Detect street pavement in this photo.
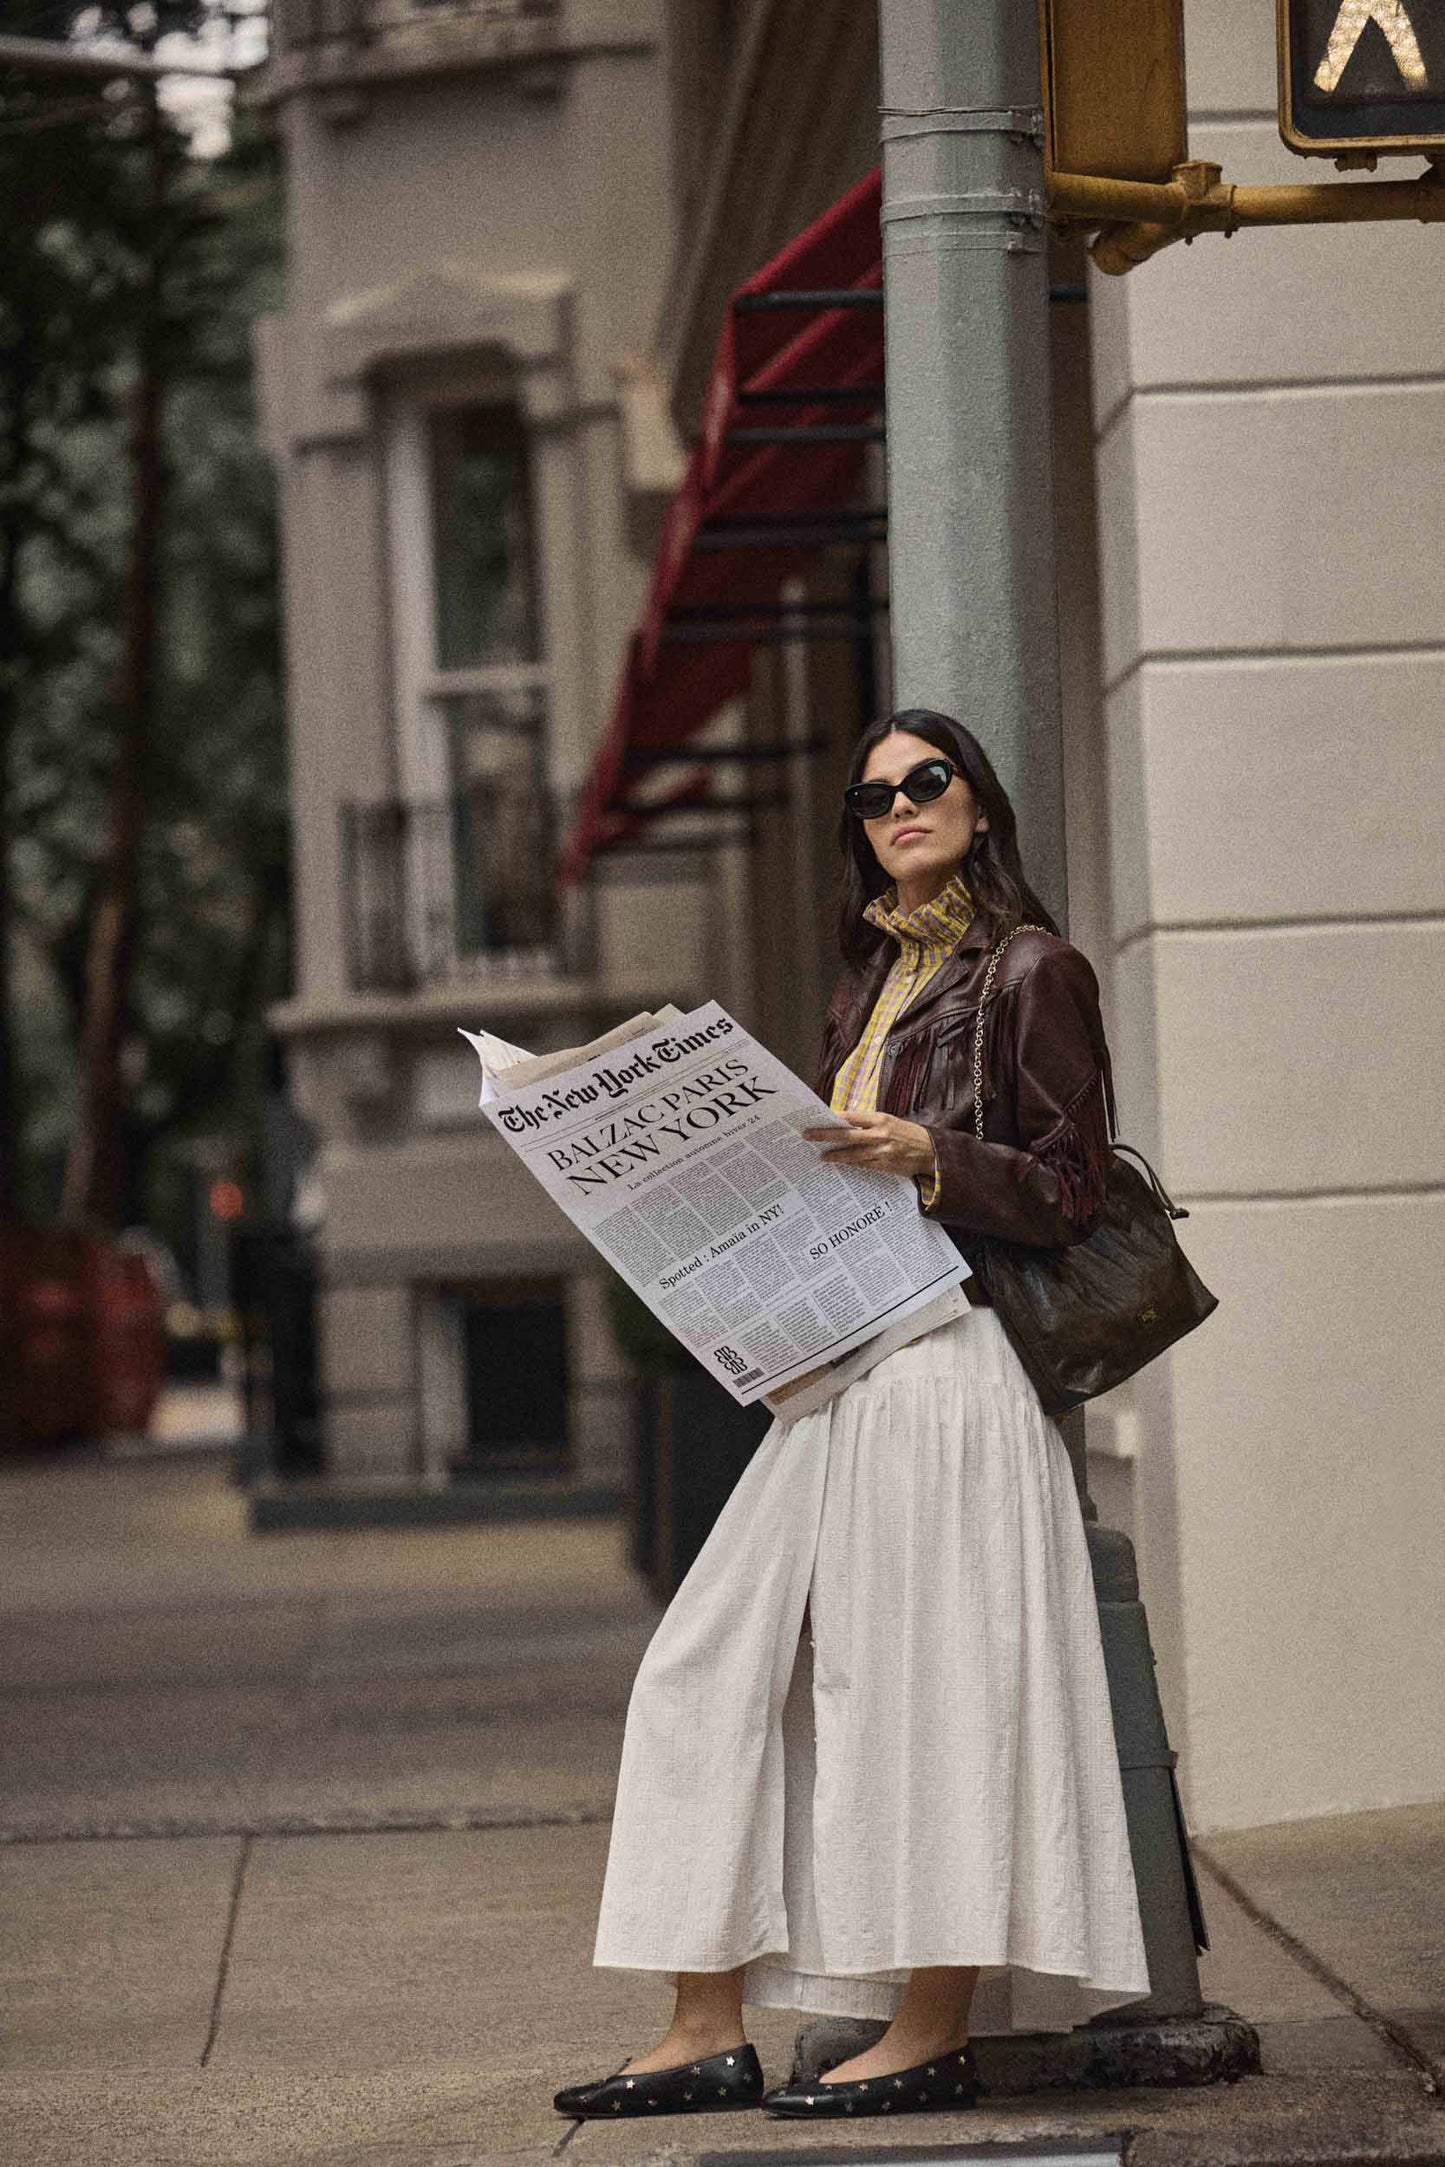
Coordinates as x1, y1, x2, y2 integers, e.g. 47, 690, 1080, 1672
1, 1450, 1442, 2167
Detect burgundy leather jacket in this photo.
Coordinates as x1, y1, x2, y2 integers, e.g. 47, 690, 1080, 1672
815, 918, 1114, 1274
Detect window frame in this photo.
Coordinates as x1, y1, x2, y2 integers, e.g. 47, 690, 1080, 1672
382, 383, 556, 981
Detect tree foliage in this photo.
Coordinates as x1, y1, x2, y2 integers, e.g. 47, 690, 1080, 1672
1, 11, 288, 1259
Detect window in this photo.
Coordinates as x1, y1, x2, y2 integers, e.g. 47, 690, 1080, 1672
429, 403, 540, 670
373, 392, 560, 985
453, 1280, 569, 1475
442, 684, 555, 958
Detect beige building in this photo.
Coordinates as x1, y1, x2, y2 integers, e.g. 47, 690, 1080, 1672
255, 1, 1444, 1834
255, 0, 714, 1503
1086, 0, 1445, 1834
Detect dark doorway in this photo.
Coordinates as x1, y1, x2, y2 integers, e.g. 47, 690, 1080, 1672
453, 1278, 569, 1477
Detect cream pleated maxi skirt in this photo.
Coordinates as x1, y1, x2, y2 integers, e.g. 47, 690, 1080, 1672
594, 1306, 1152, 2031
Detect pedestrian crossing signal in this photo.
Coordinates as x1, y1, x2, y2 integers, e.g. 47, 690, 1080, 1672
1279, 0, 1445, 156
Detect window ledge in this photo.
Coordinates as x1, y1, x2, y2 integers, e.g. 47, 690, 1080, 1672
249, 2, 656, 112
268, 976, 668, 1041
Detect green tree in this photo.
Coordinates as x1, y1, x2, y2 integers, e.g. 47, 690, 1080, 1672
2, 12, 288, 1252
0, 11, 135, 1215
125, 118, 289, 1231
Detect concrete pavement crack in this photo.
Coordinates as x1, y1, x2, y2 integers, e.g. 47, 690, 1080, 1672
1192, 1839, 1444, 2098
200, 1832, 252, 2068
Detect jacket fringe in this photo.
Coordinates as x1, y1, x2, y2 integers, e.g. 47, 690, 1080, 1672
1033, 1068, 1110, 1229
974, 992, 1011, 1117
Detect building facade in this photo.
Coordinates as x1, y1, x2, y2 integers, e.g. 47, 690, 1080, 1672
255, 0, 714, 1499
257, 0, 1444, 1832
1087, 0, 1445, 1832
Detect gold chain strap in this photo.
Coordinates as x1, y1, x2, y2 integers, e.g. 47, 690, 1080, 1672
972, 924, 1051, 1141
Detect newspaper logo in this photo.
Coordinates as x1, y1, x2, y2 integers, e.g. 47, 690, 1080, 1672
713, 1345, 760, 1384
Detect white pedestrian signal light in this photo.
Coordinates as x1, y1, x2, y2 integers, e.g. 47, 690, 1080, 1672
1280, 0, 1445, 155
1315, 1, 1426, 92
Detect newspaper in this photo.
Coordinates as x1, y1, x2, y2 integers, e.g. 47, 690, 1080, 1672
463, 1002, 969, 1419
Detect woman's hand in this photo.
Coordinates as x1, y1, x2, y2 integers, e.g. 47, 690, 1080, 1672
802, 1111, 936, 1180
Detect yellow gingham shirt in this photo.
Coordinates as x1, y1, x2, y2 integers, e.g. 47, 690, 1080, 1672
829, 870, 975, 1206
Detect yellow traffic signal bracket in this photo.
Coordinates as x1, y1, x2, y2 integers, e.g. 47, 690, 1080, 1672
1041, 0, 1445, 273
1050, 157, 1445, 274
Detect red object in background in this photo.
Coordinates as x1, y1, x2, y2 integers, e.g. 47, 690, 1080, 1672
0, 1223, 166, 1453
82, 1241, 166, 1438
561, 167, 885, 882
208, 1178, 246, 1222
0, 1223, 92, 1451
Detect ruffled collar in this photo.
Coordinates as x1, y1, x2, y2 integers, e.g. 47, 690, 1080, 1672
864, 868, 974, 954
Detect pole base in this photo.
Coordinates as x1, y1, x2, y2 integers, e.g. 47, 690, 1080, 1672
792, 2002, 1261, 2093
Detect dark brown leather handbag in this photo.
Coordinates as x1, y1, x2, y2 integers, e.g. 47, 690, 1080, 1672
968, 927, 1219, 1417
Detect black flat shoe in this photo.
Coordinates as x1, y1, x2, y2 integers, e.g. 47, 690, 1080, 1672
553, 2042, 764, 2118
763, 2042, 980, 2118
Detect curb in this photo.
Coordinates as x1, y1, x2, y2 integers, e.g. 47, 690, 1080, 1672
246, 1475, 623, 1532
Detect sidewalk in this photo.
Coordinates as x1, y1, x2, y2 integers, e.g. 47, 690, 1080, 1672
1, 1453, 1441, 2167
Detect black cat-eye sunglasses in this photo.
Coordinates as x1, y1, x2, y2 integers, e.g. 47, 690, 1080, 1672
843, 756, 962, 823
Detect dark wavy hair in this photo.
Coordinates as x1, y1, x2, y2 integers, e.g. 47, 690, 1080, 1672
837, 708, 1060, 968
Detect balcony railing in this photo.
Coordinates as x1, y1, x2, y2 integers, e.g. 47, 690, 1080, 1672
366, 0, 559, 33
341, 785, 572, 993
272, 0, 561, 57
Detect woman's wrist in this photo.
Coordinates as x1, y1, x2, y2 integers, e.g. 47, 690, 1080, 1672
899, 1119, 936, 1179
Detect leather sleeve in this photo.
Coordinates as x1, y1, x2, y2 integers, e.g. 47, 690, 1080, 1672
919, 945, 1111, 1248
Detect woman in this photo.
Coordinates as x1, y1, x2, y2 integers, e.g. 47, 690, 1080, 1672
554, 709, 1151, 2123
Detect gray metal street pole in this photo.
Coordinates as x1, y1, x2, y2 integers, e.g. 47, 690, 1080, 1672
879, 0, 1094, 1530
879, 0, 1065, 922
790, 0, 1260, 2088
